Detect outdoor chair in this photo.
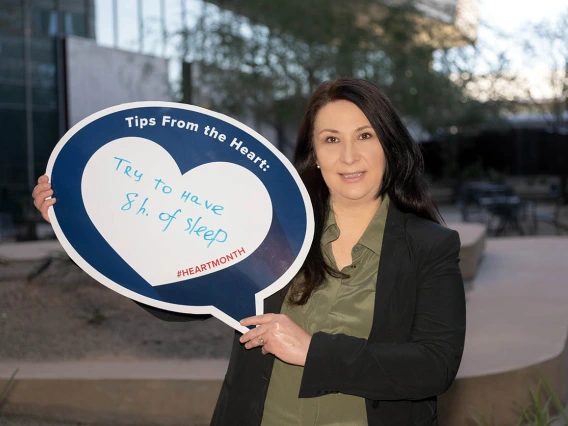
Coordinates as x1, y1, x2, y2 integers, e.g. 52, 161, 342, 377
532, 197, 567, 235
481, 196, 528, 236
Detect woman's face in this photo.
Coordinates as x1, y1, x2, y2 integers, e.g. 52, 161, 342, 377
313, 100, 385, 206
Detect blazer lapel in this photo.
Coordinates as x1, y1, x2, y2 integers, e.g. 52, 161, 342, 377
370, 201, 408, 335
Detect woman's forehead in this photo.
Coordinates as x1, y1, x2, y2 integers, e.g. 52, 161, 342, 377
314, 100, 371, 131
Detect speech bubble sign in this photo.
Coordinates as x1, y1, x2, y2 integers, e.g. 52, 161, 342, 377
46, 102, 314, 333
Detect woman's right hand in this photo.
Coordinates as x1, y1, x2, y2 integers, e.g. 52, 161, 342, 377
32, 175, 56, 223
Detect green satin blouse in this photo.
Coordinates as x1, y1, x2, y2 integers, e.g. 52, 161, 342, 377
261, 196, 390, 426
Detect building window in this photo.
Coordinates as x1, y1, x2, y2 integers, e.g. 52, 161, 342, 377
33, 8, 58, 36
62, 11, 87, 37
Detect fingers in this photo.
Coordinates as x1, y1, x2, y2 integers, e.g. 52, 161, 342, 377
239, 314, 279, 349
239, 314, 291, 351
32, 176, 55, 224
33, 189, 55, 213
244, 335, 266, 350
239, 325, 264, 343
40, 198, 56, 223
240, 314, 275, 327
240, 324, 268, 349
32, 183, 52, 200
33, 189, 53, 207
239, 314, 310, 365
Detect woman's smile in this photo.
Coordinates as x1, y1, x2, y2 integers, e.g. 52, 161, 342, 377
339, 171, 366, 183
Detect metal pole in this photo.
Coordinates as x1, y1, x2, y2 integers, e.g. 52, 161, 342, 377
181, 0, 187, 62
113, 0, 118, 48
23, 0, 35, 194
55, 0, 67, 137
138, 0, 143, 52
84, 0, 90, 37
161, 0, 166, 56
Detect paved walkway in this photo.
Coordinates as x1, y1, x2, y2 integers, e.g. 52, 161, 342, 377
458, 237, 568, 378
0, 359, 227, 380
0, 240, 62, 262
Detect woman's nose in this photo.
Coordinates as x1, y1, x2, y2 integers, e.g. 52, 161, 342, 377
340, 141, 358, 165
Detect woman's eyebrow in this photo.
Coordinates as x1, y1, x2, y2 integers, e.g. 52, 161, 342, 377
318, 125, 372, 135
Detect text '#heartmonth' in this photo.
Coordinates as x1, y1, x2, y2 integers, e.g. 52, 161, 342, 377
177, 247, 246, 278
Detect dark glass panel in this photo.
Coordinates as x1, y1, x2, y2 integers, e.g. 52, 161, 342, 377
30, 37, 57, 109
32, 7, 58, 36
60, 0, 88, 37
0, 83, 25, 105
33, 109, 59, 173
0, 35, 25, 104
0, 108, 27, 189
0, 0, 23, 35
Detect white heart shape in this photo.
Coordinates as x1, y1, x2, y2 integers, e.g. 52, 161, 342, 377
82, 137, 273, 286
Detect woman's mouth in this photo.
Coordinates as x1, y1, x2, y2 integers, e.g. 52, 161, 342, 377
339, 172, 365, 182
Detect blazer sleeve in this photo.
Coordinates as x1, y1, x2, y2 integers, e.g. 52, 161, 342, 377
299, 230, 466, 401
135, 301, 211, 322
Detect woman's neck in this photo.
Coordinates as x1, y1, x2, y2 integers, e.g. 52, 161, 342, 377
331, 196, 382, 235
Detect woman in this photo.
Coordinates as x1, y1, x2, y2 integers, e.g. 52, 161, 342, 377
32, 77, 466, 426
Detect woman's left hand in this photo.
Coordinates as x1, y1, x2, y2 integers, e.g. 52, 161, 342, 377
239, 314, 312, 366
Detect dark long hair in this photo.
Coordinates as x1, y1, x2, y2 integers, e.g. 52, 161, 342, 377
289, 77, 442, 305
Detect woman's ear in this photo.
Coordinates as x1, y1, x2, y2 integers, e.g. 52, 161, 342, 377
310, 151, 319, 169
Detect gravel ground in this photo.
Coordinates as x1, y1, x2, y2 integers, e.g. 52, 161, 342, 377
1, 417, 208, 426
1, 417, 107, 426
0, 416, 208, 426
0, 257, 233, 361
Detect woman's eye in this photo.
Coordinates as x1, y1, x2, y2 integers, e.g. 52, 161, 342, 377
360, 132, 373, 140
325, 136, 339, 143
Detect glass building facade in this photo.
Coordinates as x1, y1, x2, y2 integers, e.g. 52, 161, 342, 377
0, 0, 95, 237
0, 0, 197, 239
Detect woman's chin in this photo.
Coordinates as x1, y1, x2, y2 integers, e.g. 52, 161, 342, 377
332, 190, 378, 205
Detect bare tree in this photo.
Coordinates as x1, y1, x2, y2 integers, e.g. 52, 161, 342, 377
523, 8, 568, 197
523, 9, 568, 129
167, 1, 519, 154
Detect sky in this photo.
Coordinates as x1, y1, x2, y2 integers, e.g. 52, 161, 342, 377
478, 0, 566, 35
477, 0, 567, 69
472, 0, 567, 99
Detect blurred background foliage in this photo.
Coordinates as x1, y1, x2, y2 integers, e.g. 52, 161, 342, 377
1, 0, 567, 239
175, 0, 508, 135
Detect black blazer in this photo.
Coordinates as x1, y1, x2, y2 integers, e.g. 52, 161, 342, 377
142, 201, 466, 426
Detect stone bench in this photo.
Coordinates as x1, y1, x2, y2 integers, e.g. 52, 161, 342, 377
439, 237, 568, 426
448, 222, 487, 282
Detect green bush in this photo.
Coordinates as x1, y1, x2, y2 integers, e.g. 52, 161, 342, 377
0, 368, 18, 412
469, 373, 568, 426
